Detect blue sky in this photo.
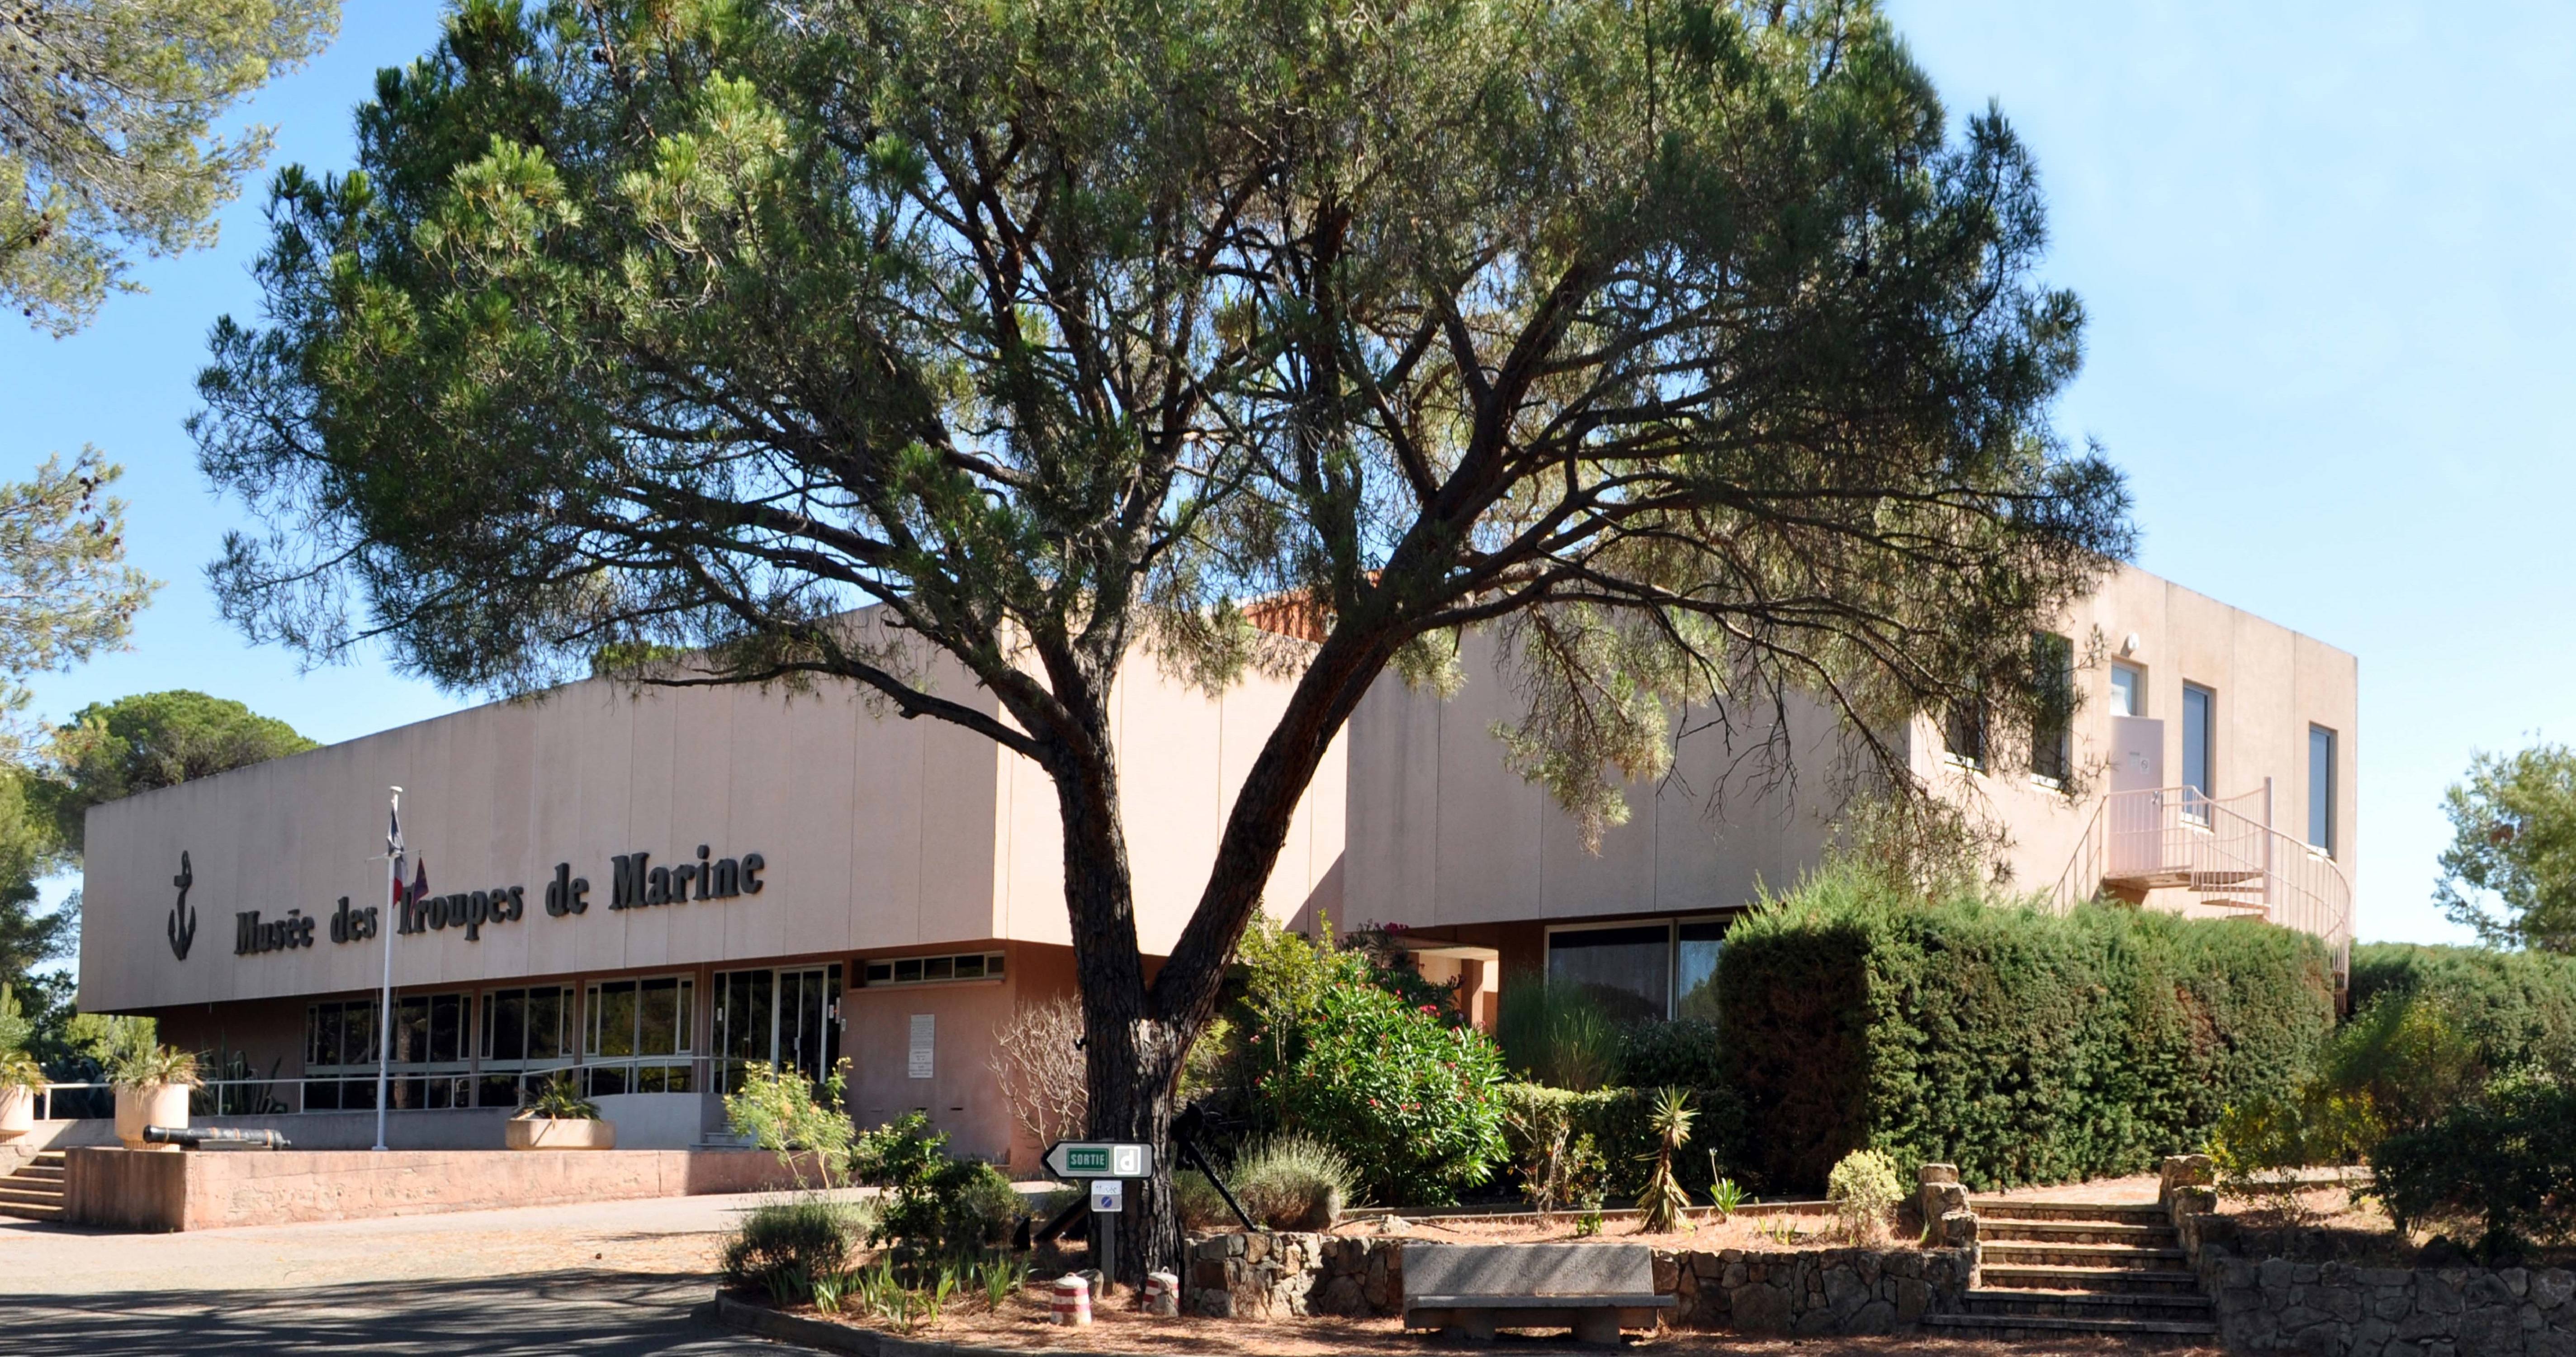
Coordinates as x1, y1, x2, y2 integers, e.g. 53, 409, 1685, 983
6, 2, 2561, 949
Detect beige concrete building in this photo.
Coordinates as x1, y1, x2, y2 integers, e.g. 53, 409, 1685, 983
76, 565, 2353, 1158
1340, 564, 2358, 1023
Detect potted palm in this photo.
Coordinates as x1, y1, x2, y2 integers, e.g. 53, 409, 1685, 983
506, 1072, 616, 1150
0, 985, 39, 1140
108, 1043, 201, 1151
0, 1051, 42, 1141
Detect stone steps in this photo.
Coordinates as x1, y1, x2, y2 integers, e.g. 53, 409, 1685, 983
1979, 1262, 2209, 1295
1979, 1218, 2174, 1245
1971, 1198, 2169, 1223
1981, 1241, 2192, 1270
1925, 1312, 2218, 1339
1958, 1196, 2217, 1340
0, 1150, 66, 1222
1958, 1287, 2213, 1320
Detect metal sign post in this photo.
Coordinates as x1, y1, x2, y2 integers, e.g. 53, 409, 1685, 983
1043, 1142, 1153, 1286
1089, 1179, 1123, 1286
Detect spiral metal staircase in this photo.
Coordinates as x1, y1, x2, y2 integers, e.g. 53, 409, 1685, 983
2051, 783, 2352, 992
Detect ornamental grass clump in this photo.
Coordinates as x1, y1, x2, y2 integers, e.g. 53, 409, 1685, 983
1827, 1148, 1902, 1244
1232, 1134, 1358, 1231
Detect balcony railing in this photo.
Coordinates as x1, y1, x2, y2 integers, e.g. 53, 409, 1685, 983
2052, 783, 2352, 987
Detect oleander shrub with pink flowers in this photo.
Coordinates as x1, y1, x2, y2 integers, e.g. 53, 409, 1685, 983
1230, 918, 1508, 1203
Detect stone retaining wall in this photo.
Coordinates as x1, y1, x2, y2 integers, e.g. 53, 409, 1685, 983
1182, 1229, 1973, 1334
2196, 1249, 2576, 1356
2156, 1153, 2576, 1357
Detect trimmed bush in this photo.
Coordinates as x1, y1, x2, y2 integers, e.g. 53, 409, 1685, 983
1495, 1082, 1742, 1199
2349, 943, 2576, 1076
1618, 1018, 1726, 1089
1717, 864, 2336, 1192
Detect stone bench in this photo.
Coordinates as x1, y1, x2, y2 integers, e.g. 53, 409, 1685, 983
1401, 1242, 1674, 1345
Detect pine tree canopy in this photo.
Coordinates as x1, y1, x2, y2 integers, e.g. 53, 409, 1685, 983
192, 0, 2133, 1276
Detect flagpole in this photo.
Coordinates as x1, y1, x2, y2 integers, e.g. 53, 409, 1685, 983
375, 787, 402, 1153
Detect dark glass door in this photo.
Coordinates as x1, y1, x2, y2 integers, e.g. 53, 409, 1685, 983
715, 965, 841, 1090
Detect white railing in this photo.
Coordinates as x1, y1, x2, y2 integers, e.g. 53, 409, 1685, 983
2053, 784, 2352, 986
28, 1054, 740, 1121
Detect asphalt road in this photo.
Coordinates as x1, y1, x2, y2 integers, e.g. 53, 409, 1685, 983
0, 1191, 813, 1355
0, 1272, 772, 1355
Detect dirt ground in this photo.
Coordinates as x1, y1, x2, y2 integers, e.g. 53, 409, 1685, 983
777, 1283, 2221, 1356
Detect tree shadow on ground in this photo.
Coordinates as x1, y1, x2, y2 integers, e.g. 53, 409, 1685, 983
0, 1270, 750, 1356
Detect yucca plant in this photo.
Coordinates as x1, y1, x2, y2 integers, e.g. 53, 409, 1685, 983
1634, 1087, 1696, 1233
520, 1070, 601, 1120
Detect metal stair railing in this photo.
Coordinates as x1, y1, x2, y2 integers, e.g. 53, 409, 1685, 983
2052, 785, 2351, 987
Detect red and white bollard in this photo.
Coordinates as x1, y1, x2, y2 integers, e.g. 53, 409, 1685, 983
1051, 1274, 1093, 1327
1142, 1271, 1179, 1317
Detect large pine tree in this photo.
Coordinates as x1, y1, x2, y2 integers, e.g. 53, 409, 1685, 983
193, 0, 2132, 1275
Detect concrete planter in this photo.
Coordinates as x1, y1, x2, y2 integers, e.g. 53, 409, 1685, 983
505, 1115, 615, 1150
114, 1083, 189, 1150
0, 1084, 33, 1140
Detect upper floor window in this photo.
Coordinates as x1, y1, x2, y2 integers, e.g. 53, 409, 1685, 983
2182, 684, 2215, 815
2110, 663, 2144, 718
1943, 689, 1985, 770
2309, 726, 2337, 855
2031, 633, 2073, 784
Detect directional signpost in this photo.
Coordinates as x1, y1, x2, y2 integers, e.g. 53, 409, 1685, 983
1045, 1142, 1155, 1286
1043, 1141, 1154, 1180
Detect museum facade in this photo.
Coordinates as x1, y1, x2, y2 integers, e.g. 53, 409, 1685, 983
77, 565, 2358, 1166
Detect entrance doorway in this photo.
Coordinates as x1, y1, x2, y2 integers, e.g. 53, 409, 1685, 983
713, 964, 843, 1091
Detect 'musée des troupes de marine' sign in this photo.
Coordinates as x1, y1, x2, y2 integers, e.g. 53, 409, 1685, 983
220, 846, 767, 959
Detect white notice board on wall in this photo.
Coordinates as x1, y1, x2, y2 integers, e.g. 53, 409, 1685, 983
908, 1014, 935, 1079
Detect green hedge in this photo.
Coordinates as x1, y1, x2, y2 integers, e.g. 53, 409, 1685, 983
2349, 943, 2576, 1074
1495, 1083, 1744, 1199
1715, 866, 2337, 1193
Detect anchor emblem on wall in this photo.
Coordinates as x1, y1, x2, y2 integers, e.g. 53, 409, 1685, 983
168, 850, 196, 961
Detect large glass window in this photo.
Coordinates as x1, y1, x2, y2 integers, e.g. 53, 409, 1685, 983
1673, 920, 1728, 1022
2183, 683, 2215, 817
302, 992, 466, 1111
1548, 919, 1736, 1024
584, 975, 694, 1096
1546, 925, 1672, 1025
2309, 726, 2337, 855
477, 985, 574, 1108
2031, 633, 2073, 784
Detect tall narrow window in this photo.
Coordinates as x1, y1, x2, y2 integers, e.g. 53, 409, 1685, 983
2309, 726, 2336, 855
1943, 686, 1986, 770
2110, 664, 2143, 718
2182, 684, 2214, 815
2031, 633, 2073, 784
